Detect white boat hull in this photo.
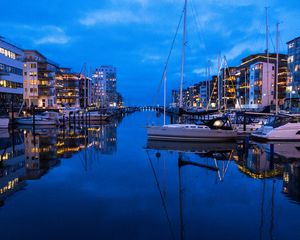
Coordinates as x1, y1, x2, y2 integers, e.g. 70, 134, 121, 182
252, 123, 300, 141
0, 118, 9, 128
147, 125, 240, 141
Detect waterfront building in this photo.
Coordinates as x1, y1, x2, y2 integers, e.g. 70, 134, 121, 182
56, 68, 80, 108
171, 90, 179, 107
93, 66, 117, 108
199, 81, 208, 108
79, 75, 93, 108
116, 92, 124, 108
207, 75, 218, 108
287, 36, 300, 110
172, 77, 217, 109
23, 50, 59, 109
0, 37, 24, 113
236, 53, 287, 109
219, 67, 238, 109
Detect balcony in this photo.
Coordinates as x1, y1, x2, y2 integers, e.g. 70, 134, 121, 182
38, 85, 55, 96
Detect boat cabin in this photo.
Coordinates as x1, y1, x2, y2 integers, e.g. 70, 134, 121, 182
202, 117, 234, 130
265, 114, 300, 128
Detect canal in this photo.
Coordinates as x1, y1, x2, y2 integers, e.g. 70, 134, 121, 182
0, 111, 300, 240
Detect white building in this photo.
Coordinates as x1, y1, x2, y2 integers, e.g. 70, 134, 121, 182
237, 54, 276, 110
248, 62, 275, 108
23, 50, 58, 108
93, 66, 117, 108
0, 37, 24, 111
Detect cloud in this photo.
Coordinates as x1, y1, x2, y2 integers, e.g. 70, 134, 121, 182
142, 54, 162, 63
192, 67, 207, 76
79, 9, 152, 26
34, 26, 70, 45
225, 39, 265, 61
0, 23, 70, 46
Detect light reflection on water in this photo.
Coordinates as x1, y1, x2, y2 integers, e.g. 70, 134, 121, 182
0, 112, 300, 240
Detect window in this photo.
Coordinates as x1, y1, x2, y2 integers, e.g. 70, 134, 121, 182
0, 47, 17, 59
29, 72, 37, 77
0, 80, 23, 88
288, 42, 295, 49
288, 56, 294, 63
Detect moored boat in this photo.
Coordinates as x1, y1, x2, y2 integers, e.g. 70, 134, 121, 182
0, 117, 9, 128
147, 117, 241, 141
15, 111, 61, 125
251, 114, 300, 141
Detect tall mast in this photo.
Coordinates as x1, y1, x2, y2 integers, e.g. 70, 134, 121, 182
207, 60, 211, 108
205, 64, 208, 107
163, 68, 167, 125
179, 0, 187, 108
275, 22, 280, 114
217, 52, 221, 110
265, 6, 270, 105
84, 65, 87, 109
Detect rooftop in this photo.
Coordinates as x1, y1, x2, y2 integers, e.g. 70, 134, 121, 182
287, 36, 300, 44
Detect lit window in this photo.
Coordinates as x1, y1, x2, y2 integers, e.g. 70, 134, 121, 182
288, 56, 294, 63
288, 42, 294, 49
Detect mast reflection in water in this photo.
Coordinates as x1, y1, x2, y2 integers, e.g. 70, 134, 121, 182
0, 112, 300, 240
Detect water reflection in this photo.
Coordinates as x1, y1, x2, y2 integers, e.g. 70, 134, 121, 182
0, 112, 300, 239
0, 118, 121, 206
147, 139, 300, 205
237, 140, 300, 204
0, 129, 25, 206
146, 139, 300, 240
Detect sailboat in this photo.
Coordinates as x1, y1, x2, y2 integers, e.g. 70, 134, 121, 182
147, 0, 239, 142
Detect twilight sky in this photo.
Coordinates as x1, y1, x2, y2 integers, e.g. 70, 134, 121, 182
1, 0, 300, 105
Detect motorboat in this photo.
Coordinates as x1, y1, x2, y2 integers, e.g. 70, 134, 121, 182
147, 117, 241, 141
15, 111, 61, 125
251, 114, 300, 141
0, 117, 9, 128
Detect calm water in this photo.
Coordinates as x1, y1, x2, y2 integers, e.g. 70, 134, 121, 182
1, 112, 300, 240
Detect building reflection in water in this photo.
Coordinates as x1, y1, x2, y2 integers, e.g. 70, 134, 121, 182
283, 163, 300, 203
236, 140, 300, 204
0, 129, 25, 206
0, 118, 120, 206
